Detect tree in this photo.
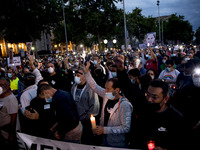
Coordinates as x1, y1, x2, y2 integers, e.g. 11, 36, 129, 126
53, 0, 122, 50
126, 8, 156, 45
0, 0, 63, 43
194, 27, 200, 44
165, 14, 193, 44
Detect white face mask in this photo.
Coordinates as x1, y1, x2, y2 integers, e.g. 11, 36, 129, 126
74, 76, 81, 84
193, 77, 200, 87
48, 67, 54, 74
105, 92, 115, 100
150, 75, 154, 80
184, 58, 190, 61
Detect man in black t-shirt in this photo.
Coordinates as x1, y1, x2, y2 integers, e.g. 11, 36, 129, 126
37, 84, 82, 143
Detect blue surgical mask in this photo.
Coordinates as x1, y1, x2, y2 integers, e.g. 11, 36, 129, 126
105, 92, 115, 100
111, 72, 117, 78
46, 97, 53, 103
166, 67, 171, 72
8, 73, 12, 78
75, 62, 79, 66
131, 79, 135, 84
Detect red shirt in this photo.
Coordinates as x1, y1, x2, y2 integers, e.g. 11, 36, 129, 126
146, 59, 158, 73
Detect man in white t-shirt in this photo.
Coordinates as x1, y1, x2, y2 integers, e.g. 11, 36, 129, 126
0, 77, 18, 143
158, 59, 180, 85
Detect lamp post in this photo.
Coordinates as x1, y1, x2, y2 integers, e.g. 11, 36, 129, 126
157, 0, 161, 45
162, 19, 164, 46
62, 0, 68, 54
123, 0, 127, 51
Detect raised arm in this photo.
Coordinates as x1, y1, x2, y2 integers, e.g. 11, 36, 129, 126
83, 61, 105, 98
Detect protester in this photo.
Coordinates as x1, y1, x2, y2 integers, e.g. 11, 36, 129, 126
140, 79, 185, 150
7, 69, 19, 95
0, 77, 18, 149
171, 66, 200, 149
71, 67, 99, 145
37, 84, 82, 143
83, 61, 133, 148
0, 43, 199, 150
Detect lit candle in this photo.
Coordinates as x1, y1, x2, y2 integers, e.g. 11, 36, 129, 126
90, 115, 96, 129
147, 140, 155, 150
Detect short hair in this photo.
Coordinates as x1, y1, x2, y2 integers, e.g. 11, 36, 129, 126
139, 74, 152, 92
184, 61, 195, 69
38, 79, 49, 86
37, 84, 53, 96
0, 77, 10, 85
107, 78, 120, 89
163, 54, 169, 59
23, 73, 36, 86
128, 68, 141, 77
149, 79, 170, 98
166, 59, 174, 66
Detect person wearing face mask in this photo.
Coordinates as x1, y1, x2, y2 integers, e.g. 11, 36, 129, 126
158, 59, 180, 89
108, 65, 118, 79
37, 83, 82, 143
128, 68, 141, 88
147, 68, 158, 80
90, 54, 108, 88
7, 69, 19, 95
159, 55, 169, 73
43, 62, 65, 90
22, 80, 57, 139
145, 47, 158, 73
71, 68, 99, 145
176, 61, 195, 90
0, 77, 18, 149
83, 61, 133, 148
139, 79, 185, 150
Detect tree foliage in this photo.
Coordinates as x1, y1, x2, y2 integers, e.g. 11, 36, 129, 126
194, 27, 200, 44
0, 0, 62, 43
165, 14, 193, 44
126, 7, 156, 44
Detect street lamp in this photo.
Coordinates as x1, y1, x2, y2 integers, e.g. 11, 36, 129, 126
104, 39, 108, 50
113, 39, 117, 49
62, 0, 68, 54
113, 39, 117, 44
157, 0, 161, 45
104, 39, 108, 44
123, 0, 128, 51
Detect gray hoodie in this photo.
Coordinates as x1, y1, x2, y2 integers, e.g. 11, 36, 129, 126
84, 72, 133, 148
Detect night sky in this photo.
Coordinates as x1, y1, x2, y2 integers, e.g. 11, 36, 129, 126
116, 0, 200, 31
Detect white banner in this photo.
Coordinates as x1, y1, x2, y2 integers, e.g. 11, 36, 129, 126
17, 132, 138, 150
7, 56, 21, 67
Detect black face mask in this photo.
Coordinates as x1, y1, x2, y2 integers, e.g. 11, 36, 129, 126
147, 102, 161, 112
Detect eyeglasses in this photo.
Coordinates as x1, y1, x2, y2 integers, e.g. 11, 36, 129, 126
145, 92, 160, 101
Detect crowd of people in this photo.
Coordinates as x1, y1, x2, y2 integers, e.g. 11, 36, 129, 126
0, 44, 200, 150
